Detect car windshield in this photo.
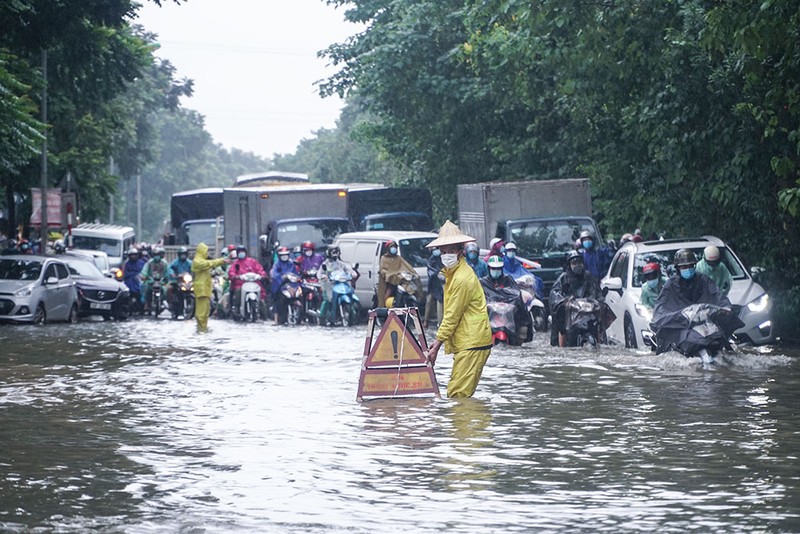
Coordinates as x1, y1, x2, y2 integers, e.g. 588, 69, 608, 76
399, 237, 435, 268
365, 215, 434, 232
0, 258, 43, 280
183, 221, 222, 246
71, 236, 122, 258
276, 220, 351, 250
64, 259, 105, 279
508, 219, 597, 258
632, 246, 746, 287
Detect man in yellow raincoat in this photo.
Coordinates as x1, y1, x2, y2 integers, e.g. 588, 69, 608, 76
191, 242, 228, 332
424, 221, 492, 398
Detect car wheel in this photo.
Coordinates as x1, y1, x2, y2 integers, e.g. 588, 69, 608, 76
68, 304, 79, 324
33, 303, 46, 326
624, 314, 638, 349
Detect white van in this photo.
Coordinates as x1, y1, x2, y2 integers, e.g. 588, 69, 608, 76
332, 231, 438, 308
70, 224, 136, 269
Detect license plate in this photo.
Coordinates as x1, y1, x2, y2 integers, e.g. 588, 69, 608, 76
90, 303, 112, 310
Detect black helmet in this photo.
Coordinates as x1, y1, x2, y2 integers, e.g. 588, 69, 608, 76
674, 249, 697, 267
236, 244, 247, 253
567, 250, 583, 263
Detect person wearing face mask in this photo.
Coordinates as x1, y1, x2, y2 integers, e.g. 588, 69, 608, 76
481, 255, 531, 345
270, 246, 298, 323
484, 238, 505, 262
300, 240, 324, 273
549, 250, 604, 347
503, 242, 544, 299
167, 246, 193, 319
578, 230, 613, 279
424, 221, 492, 398
640, 262, 666, 310
229, 245, 268, 319
464, 242, 488, 278
319, 246, 357, 325
424, 247, 445, 326
695, 245, 733, 297
651, 249, 736, 354
191, 242, 229, 332
377, 240, 421, 307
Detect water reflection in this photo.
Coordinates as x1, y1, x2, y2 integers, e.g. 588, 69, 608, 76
0, 322, 798, 532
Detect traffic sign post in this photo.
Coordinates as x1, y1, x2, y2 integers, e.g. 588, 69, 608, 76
357, 307, 441, 401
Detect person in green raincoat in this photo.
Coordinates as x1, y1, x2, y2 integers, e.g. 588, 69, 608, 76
696, 245, 733, 297
424, 221, 493, 398
191, 242, 228, 332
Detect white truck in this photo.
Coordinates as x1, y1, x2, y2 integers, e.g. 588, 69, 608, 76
457, 178, 602, 301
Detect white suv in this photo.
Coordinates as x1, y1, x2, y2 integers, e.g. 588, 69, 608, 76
601, 236, 774, 349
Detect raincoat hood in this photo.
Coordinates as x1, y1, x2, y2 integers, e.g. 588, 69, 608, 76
196, 242, 209, 259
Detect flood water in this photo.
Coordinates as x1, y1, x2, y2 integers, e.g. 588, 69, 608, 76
1, 318, 799, 532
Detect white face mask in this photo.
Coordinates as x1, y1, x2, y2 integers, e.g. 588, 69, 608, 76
441, 253, 458, 268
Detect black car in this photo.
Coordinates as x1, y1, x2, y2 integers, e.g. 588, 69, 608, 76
60, 256, 130, 320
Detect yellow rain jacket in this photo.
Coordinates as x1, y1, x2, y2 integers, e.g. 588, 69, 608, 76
436, 257, 492, 353
191, 243, 225, 298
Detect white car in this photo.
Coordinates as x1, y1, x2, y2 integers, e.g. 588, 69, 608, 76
0, 255, 79, 325
601, 236, 774, 349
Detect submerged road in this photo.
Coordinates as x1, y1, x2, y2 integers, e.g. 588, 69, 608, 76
1, 317, 799, 532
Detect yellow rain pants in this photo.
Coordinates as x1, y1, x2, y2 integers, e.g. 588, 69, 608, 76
447, 347, 491, 398
195, 296, 211, 333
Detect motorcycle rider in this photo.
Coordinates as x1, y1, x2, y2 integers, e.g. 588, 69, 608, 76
651, 249, 737, 355
549, 250, 604, 347
425, 247, 444, 326
481, 255, 530, 344
270, 246, 297, 323
578, 230, 613, 279
299, 240, 324, 272
229, 244, 267, 319
122, 247, 145, 312
377, 240, 421, 307
167, 246, 193, 318
640, 261, 666, 310
503, 242, 544, 299
696, 245, 733, 297
3, 238, 19, 255
319, 245, 357, 326
141, 246, 169, 314
484, 237, 505, 261
464, 242, 488, 278
291, 245, 303, 262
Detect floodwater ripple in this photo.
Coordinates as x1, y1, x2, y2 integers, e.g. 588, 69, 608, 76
0, 319, 798, 532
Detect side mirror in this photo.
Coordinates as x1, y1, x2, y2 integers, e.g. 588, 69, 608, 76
45, 276, 58, 285
602, 277, 623, 294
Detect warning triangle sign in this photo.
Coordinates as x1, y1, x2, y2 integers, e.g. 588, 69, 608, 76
365, 313, 427, 367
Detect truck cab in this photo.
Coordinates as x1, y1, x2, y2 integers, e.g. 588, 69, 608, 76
497, 216, 603, 303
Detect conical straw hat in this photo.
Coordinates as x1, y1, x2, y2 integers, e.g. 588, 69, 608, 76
426, 220, 475, 248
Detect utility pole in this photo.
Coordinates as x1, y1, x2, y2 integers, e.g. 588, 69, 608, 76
136, 174, 142, 239
40, 49, 48, 248
108, 157, 115, 223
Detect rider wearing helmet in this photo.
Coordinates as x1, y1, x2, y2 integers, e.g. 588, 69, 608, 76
464, 242, 488, 278
480, 255, 531, 345
484, 238, 505, 261
549, 250, 604, 347
53, 240, 66, 254
270, 246, 297, 323
377, 240, 420, 308
319, 245, 357, 326
425, 246, 445, 326
167, 246, 193, 318
579, 230, 613, 279
141, 246, 169, 313
18, 239, 32, 254
481, 255, 518, 289
122, 247, 145, 312
229, 244, 268, 319
640, 261, 666, 309
2, 238, 19, 255
695, 245, 732, 297
291, 245, 303, 261
300, 240, 324, 273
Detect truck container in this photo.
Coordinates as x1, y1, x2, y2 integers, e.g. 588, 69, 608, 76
348, 187, 434, 231
457, 178, 602, 302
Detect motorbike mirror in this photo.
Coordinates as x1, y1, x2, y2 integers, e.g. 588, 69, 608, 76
321, 264, 326, 271
354, 263, 359, 270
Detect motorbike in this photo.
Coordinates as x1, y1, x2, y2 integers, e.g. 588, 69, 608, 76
234, 272, 265, 323
483, 284, 530, 346
148, 278, 167, 318
515, 274, 549, 332
172, 273, 195, 319
562, 297, 616, 348
211, 271, 224, 317
650, 303, 744, 363
329, 268, 361, 327
301, 269, 322, 325
279, 272, 305, 325
387, 270, 421, 310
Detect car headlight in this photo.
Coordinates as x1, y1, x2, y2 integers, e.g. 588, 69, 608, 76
747, 294, 769, 313
14, 286, 32, 297
634, 303, 653, 322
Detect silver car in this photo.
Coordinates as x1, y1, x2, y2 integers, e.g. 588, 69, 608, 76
601, 236, 774, 349
0, 255, 79, 325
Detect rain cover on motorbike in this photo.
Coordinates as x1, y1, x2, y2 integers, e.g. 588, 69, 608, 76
650, 302, 744, 356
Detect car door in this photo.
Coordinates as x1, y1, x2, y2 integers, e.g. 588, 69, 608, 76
41, 262, 66, 319
55, 262, 76, 319
603, 251, 629, 343
354, 239, 381, 305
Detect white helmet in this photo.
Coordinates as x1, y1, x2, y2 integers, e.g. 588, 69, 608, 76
704, 245, 720, 262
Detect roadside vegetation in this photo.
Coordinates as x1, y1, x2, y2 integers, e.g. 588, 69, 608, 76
1, 0, 798, 336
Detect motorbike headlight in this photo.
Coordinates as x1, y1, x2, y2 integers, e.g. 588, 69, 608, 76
14, 286, 32, 297
182, 273, 192, 283
634, 303, 653, 322
747, 293, 769, 313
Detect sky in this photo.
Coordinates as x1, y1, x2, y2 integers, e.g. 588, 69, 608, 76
134, 0, 360, 159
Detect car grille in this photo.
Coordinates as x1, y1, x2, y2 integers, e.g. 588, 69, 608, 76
82, 289, 118, 303
0, 299, 14, 315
